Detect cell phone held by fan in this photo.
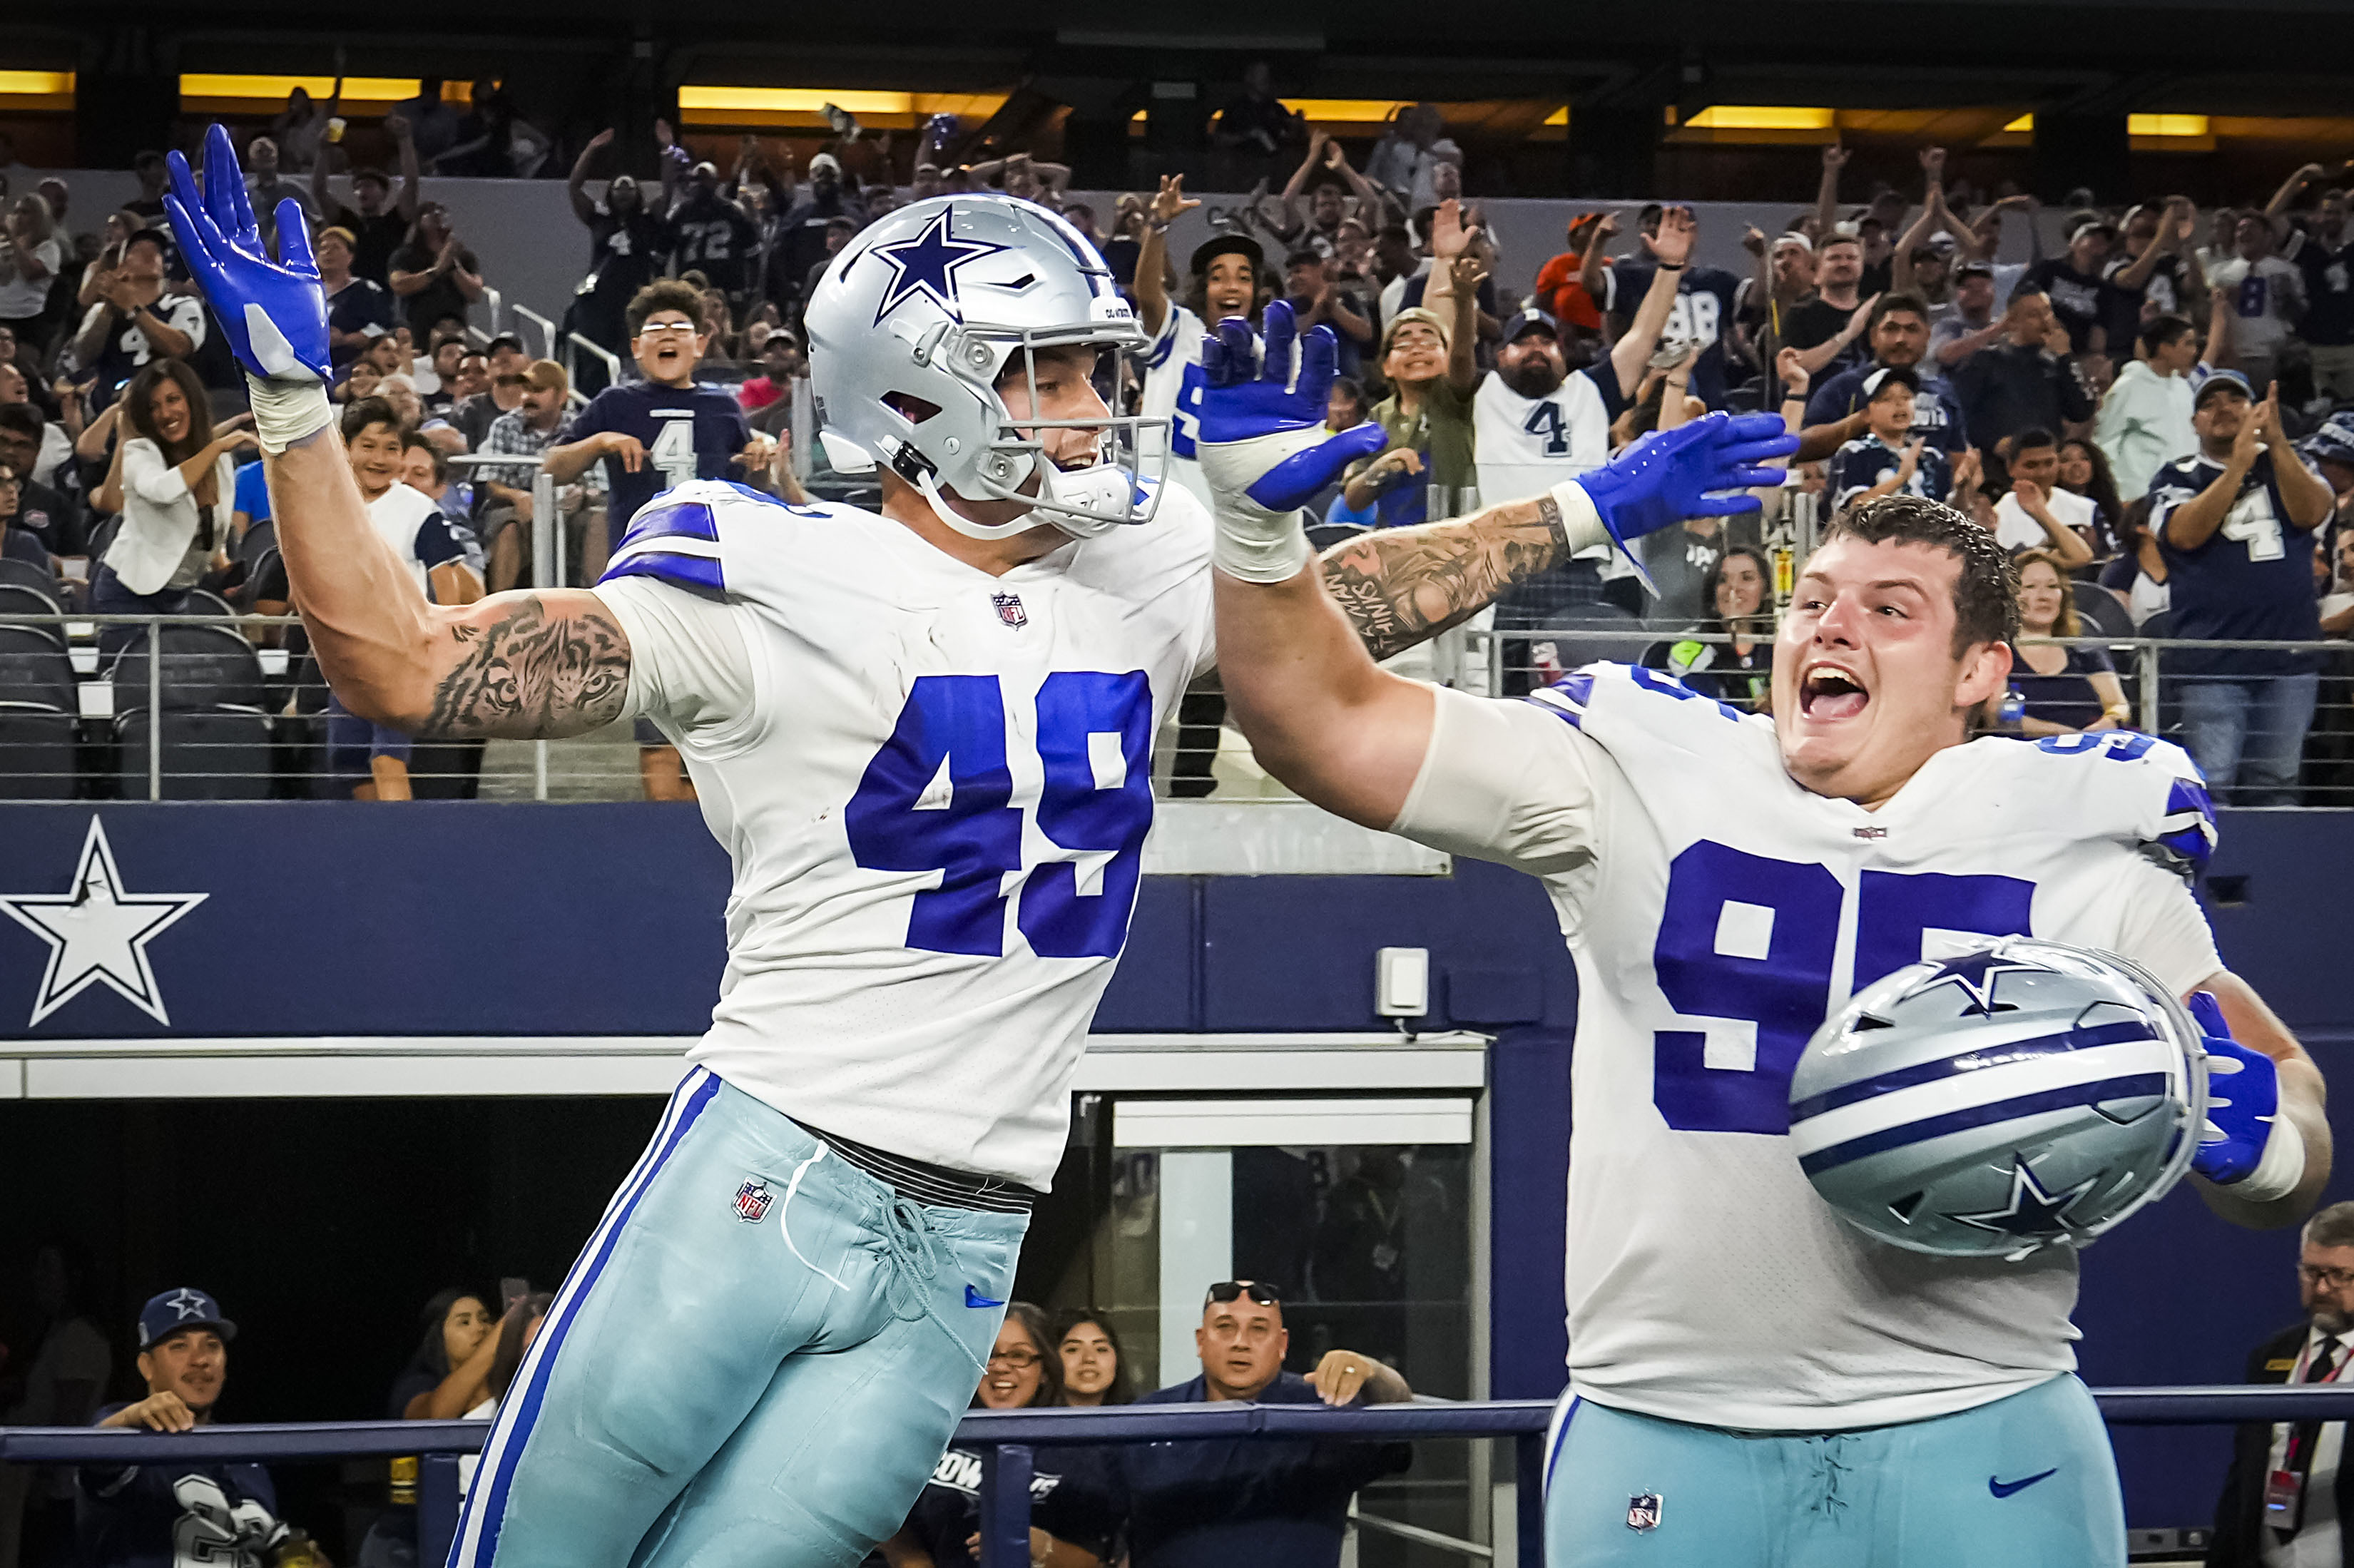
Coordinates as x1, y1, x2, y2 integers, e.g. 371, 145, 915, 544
501, 1277, 529, 1313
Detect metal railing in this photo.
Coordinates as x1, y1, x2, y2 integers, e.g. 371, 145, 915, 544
4, 616, 2353, 805
4, 1385, 2345, 1568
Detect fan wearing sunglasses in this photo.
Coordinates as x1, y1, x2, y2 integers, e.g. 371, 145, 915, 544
1116, 1280, 1414, 1568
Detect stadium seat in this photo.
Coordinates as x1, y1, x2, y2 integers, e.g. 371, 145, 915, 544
1, 527, 51, 569
0, 556, 64, 601
2074, 581, 2136, 641
0, 582, 66, 646
106, 624, 272, 800
185, 587, 240, 620
0, 628, 81, 799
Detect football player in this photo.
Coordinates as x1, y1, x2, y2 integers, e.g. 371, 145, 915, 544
1196, 313, 2331, 1567
160, 127, 1699, 1567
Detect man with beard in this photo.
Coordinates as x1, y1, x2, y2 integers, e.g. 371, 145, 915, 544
1802, 295, 1970, 457
2208, 1201, 2354, 1567
1472, 205, 1695, 504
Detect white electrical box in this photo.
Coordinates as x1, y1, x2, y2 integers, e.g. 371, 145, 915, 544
1375, 947, 1430, 1018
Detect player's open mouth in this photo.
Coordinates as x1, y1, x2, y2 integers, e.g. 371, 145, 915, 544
1800, 663, 1869, 721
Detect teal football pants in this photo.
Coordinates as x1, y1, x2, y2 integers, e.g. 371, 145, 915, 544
1544, 1373, 2124, 1566
448, 1068, 1026, 1568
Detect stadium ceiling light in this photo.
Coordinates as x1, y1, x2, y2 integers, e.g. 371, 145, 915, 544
178, 75, 469, 106
679, 88, 917, 116
2003, 113, 2036, 133
2128, 113, 2211, 138
1683, 106, 1837, 131
0, 71, 73, 97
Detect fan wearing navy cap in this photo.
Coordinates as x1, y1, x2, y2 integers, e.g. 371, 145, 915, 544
2151, 372, 2335, 804
78, 1289, 325, 1568
1826, 365, 1962, 509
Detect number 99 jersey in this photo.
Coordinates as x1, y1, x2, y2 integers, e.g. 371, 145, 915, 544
590, 480, 1216, 1189
1391, 663, 2223, 1431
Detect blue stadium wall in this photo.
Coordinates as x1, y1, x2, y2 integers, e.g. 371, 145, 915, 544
0, 801, 2345, 1527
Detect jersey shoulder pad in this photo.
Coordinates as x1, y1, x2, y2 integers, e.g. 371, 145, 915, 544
598, 480, 837, 603
1523, 660, 1764, 746
2004, 730, 2216, 877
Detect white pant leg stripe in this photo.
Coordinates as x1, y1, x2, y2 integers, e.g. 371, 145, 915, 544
447, 1066, 715, 1568
1542, 1390, 1580, 1502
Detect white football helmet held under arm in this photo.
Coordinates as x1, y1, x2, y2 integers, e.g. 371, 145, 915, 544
803, 193, 1167, 541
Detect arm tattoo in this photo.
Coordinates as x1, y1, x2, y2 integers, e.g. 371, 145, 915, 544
1318, 493, 1571, 662
421, 596, 631, 739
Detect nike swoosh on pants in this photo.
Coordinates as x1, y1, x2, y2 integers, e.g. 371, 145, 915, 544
1988, 1467, 2059, 1498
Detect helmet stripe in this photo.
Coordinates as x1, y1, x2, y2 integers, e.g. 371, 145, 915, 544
1787, 1017, 2159, 1123
1796, 1071, 2169, 1176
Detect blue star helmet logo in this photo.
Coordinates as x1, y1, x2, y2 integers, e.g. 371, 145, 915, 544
1900, 947, 2046, 1017
1948, 1156, 2100, 1237
867, 207, 1012, 326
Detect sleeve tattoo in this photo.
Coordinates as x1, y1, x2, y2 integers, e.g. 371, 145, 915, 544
421, 596, 632, 738
1318, 492, 1570, 662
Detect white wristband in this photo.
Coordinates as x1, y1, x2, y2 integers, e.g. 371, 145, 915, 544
245, 373, 335, 456
1545, 479, 1616, 558
1211, 505, 1313, 584
2234, 1113, 2307, 1204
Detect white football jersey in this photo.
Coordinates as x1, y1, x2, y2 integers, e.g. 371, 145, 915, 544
1472, 366, 1617, 513
1393, 664, 2223, 1430
592, 480, 1216, 1188
1136, 304, 1227, 510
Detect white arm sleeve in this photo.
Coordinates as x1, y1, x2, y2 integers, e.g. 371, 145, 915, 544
2109, 854, 2226, 997
1389, 687, 1601, 877
591, 576, 764, 755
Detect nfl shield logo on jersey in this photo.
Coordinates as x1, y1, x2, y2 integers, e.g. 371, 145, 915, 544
733, 1179, 773, 1223
992, 591, 1028, 628
1626, 1493, 1662, 1532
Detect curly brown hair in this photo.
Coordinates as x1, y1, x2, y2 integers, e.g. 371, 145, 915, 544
625, 279, 708, 339
1823, 493, 2019, 654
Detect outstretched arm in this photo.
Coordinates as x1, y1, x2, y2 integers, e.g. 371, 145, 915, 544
165, 123, 633, 742
1318, 492, 1573, 662
2190, 971, 2331, 1230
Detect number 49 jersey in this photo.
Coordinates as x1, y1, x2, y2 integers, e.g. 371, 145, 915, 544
591, 481, 1215, 1188
1392, 664, 2222, 1432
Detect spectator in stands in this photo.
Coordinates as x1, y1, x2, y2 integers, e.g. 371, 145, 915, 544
737, 330, 802, 419
670, 159, 761, 315
316, 225, 395, 370
2057, 436, 2127, 559
2024, 215, 2116, 356
240, 136, 315, 248
1642, 546, 1776, 710
1803, 293, 1967, 456
802, 215, 859, 313
2209, 213, 2305, 392
1135, 180, 1264, 510
79, 1289, 325, 1568
269, 81, 338, 175
0, 404, 81, 571
2094, 313, 2201, 503
310, 116, 421, 291
1280, 245, 1375, 376
1949, 291, 2096, 463
564, 130, 669, 375
0, 194, 62, 350
1343, 210, 1478, 529
90, 360, 253, 655
0, 1240, 110, 1566
1365, 104, 1459, 213
477, 360, 579, 595
1827, 367, 1957, 509
1989, 428, 2096, 568
1930, 259, 2004, 372
69, 231, 203, 412
1597, 203, 1746, 411
879, 1304, 1116, 1568
387, 202, 484, 341
2102, 198, 2201, 355
1778, 229, 1875, 384
774, 153, 864, 315
1055, 1313, 1133, 1408
2009, 549, 2129, 736
1119, 1281, 1412, 1568
376, 374, 424, 433
451, 334, 528, 449
401, 432, 474, 531
2151, 375, 2335, 804
2208, 1201, 2354, 1568
1532, 212, 1611, 337
2286, 182, 2354, 404
394, 80, 462, 165
389, 1289, 501, 1421
1212, 60, 1306, 184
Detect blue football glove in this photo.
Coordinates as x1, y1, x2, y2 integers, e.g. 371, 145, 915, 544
1196, 299, 1387, 516
2187, 989, 2282, 1186
163, 123, 331, 384
1574, 412, 1795, 589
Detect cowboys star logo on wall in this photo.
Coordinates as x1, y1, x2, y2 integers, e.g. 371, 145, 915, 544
867, 208, 1011, 325
0, 818, 206, 1027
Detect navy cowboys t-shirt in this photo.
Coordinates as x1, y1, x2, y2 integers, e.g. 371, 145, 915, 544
1804, 361, 1969, 454
899, 1441, 1120, 1567
1601, 262, 1745, 409
2150, 451, 2322, 676
559, 382, 752, 532
2292, 233, 2354, 348
78, 1406, 286, 1568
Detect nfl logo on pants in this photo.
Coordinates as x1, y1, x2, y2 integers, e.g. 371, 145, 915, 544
1626, 1492, 1662, 1532
733, 1179, 772, 1223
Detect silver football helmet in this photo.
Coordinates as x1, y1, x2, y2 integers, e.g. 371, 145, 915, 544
803, 193, 1166, 541
1788, 937, 2206, 1261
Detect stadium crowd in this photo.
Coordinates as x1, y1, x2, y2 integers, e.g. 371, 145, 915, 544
4, 88, 2354, 802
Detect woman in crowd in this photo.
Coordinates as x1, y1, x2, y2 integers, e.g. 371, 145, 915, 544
88, 360, 253, 654
0, 194, 63, 351
2057, 436, 2126, 564
2011, 547, 2131, 736
1642, 546, 1778, 711
2098, 494, 2171, 626
1054, 1311, 1133, 1408
317, 226, 396, 367
877, 1303, 1116, 1568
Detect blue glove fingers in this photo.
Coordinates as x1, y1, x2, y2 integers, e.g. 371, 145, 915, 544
201, 123, 256, 248
274, 200, 320, 278
1296, 325, 1338, 402
161, 156, 225, 266
1718, 411, 1795, 444
1719, 432, 1801, 465
1259, 299, 1298, 389
2187, 990, 2231, 1039
1201, 327, 1233, 387
1717, 464, 1792, 489
1213, 316, 1258, 382
1686, 492, 1766, 517
1242, 422, 1390, 512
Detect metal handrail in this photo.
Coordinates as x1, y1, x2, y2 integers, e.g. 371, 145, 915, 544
6, 1388, 2350, 1568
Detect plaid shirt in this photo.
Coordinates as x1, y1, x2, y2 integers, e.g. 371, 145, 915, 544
477, 411, 571, 496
